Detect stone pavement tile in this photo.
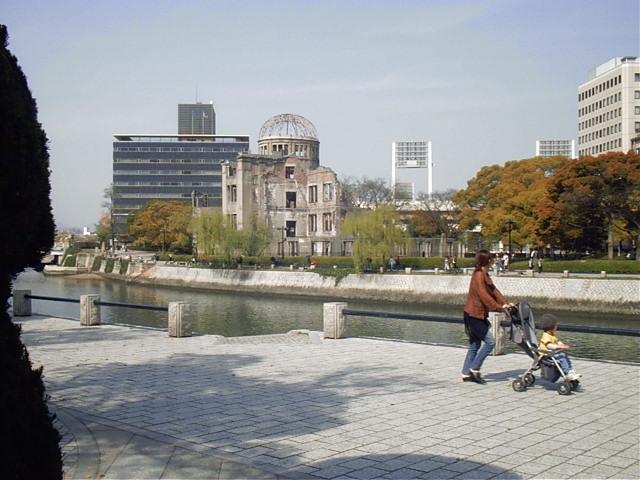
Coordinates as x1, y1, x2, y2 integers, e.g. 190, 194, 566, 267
103, 452, 171, 479
159, 450, 223, 479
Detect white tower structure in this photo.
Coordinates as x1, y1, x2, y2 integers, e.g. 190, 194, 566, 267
392, 141, 433, 200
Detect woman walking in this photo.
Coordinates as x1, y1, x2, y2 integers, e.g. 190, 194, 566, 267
462, 250, 514, 384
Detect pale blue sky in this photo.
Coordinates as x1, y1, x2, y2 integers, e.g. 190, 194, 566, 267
2, 0, 639, 228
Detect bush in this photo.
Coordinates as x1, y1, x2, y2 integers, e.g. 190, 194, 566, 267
62, 255, 76, 267
510, 259, 640, 274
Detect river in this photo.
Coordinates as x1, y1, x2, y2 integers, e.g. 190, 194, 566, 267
12, 270, 639, 363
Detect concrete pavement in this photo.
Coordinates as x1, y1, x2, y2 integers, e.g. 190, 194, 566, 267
18, 315, 640, 480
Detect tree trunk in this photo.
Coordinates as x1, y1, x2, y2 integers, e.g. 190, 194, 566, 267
636, 233, 640, 261
608, 220, 614, 260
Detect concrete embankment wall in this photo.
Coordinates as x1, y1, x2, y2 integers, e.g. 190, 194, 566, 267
112, 264, 640, 314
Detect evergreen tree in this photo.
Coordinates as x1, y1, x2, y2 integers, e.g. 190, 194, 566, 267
0, 25, 62, 478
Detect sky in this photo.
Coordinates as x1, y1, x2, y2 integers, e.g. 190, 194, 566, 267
2, 0, 639, 229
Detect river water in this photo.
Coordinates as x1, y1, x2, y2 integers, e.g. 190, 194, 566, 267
12, 270, 639, 363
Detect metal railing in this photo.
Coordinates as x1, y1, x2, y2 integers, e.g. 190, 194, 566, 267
342, 309, 640, 337
25, 294, 168, 312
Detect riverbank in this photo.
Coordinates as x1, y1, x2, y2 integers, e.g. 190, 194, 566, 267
84, 262, 640, 314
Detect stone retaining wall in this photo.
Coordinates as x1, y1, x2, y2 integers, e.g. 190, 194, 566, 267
107, 264, 640, 314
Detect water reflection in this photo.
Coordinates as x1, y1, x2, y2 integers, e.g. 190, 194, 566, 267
12, 271, 639, 363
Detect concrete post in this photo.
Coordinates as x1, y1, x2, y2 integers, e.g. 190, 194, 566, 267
405, 267, 412, 274
600, 271, 607, 278
434, 268, 440, 275
168, 302, 192, 337
563, 270, 570, 278
12, 289, 31, 317
324, 302, 347, 339
80, 295, 101, 326
526, 269, 534, 277
488, 311, 506, 355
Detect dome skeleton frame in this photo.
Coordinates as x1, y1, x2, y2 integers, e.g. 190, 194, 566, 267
259, 113, 318, 140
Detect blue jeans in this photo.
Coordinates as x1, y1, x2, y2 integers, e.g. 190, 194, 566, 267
462, 330, 495, 374
554, 352, 573, 373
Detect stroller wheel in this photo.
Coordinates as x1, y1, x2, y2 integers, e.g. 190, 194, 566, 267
523, 373, 535, 386
512, 378, 527, 392
557, 381, 572, 395
570, 380, 580, 390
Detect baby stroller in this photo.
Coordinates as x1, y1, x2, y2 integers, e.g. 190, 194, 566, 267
508, 302, 579, 395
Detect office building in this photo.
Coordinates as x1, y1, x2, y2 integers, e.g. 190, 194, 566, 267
392, 141, 433, 201
535, 139, 576, 158
178, 102, 215, 135
112, 133, 249, 233
577, 56, 640, 157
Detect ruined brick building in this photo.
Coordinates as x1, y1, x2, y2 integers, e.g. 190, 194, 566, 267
222, 114, 346, 257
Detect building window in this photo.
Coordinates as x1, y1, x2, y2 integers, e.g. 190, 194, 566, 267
308, 214, 317, 233
285, 166, 295, 178
323, 213, 333, 231
636, 91, 640, 99
230, 214, 237, 229
286, 221, 296, 237
309, 185, 318, 203
323, 182, 334, 202
636, 106, 640, 115
635, 122, 640, 133
287, 241, 298, 257
228, 185, 237, 203
286, 192, 297, 208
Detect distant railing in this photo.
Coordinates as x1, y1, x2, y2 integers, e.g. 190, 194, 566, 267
12, 290, 188, 337
341, 308, 640, 337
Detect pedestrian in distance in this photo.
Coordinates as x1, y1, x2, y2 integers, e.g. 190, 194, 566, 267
462, 249, 515, 384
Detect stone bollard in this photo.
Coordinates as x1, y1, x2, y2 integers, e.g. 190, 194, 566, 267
12, 289, 31, 317
526, 269, 534, 277
434, 268, 440, 275
405, 267, 412, 274
289, 264, 294, 271
323, 302, 347, 339
80, 295, 101, 326
168, 302, 192, 337
563, 270, 570, 278
488, 311, 506, 355
600, 271, 607, 278
379, 267, 385, 274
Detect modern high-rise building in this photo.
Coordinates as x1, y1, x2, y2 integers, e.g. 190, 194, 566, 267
112, 133, 249, 233
391, 141, 433, 201
577, 56, 640, 157
178, 102, 215, 135
535, 139, 576, 158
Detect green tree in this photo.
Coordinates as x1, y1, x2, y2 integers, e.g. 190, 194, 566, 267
0, 25, 62, 478
536, 152, 640, 259
129, 201, 193, 252
193, 212, 242, 264
342, 205, 408, 273
239, 215, 272, 257
453, 156, 567, 251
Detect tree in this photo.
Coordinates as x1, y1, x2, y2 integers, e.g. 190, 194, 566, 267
193, 212, 242, 264
129, 201, 193, 253
238, 215, 272, 257
342, 205, 408, 273
453, 156, 567, 251
536, 152, 640, 259
410, 189, 461, 238
97, 184, 117, 251
340, 176, 393, 208
0, 25, 62, 478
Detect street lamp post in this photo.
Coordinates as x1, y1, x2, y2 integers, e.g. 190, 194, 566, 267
504, 220, 515, 265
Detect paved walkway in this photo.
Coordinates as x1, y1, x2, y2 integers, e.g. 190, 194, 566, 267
18, 315, 639, 480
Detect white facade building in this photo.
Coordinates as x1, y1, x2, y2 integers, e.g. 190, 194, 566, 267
535, 139, 576, 158
577, 56, 640, 157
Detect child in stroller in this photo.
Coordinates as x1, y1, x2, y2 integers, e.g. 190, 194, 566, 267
508, 302, 581, 395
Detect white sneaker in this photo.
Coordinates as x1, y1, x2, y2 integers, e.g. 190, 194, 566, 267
567, 370, 582, 381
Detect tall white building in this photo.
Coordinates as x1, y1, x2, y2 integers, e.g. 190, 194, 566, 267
535, 139, 576, 158
391, 141, 433, 200
577, 56, 640, 157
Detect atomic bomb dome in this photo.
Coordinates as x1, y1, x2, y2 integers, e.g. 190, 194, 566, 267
259, 113, 318, 140
258, 113, 320, 163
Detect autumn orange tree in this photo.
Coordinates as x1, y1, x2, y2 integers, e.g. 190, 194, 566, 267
536, 151, 640, 260
453, 156, 567, 252
129, 200, 193, 252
